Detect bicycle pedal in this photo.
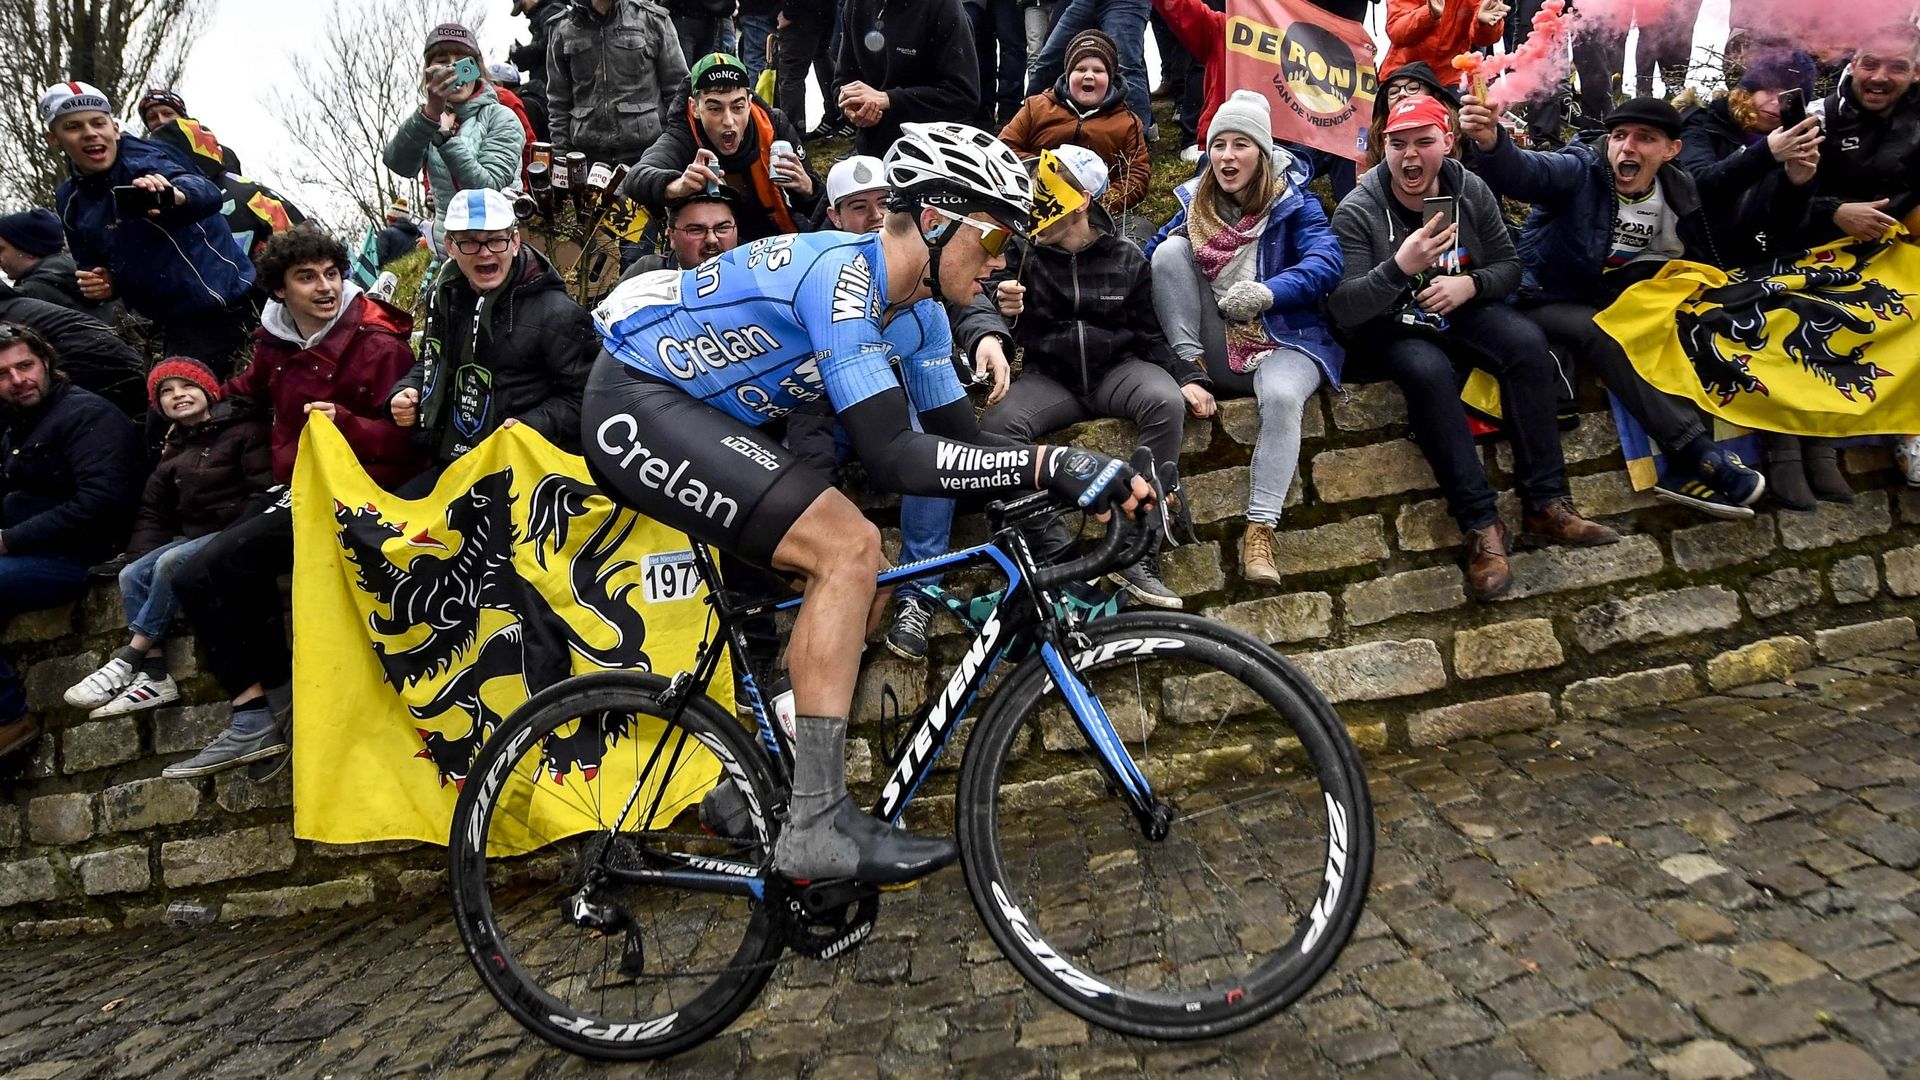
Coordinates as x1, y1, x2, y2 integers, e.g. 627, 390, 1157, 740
878, 879, 923, 893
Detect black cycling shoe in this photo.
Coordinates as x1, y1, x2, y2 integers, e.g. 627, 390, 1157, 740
698, 779, 755, 841
775, 796, 958, 885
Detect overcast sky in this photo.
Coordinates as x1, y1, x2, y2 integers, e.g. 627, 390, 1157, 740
165, 0, 1728, 227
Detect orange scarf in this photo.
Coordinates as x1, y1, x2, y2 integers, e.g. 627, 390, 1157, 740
686, 100, 798, 235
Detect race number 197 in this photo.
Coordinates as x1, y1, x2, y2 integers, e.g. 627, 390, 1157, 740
643, 550, 700, 604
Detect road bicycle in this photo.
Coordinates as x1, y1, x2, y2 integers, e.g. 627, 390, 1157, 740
449, 476, 1374, 1060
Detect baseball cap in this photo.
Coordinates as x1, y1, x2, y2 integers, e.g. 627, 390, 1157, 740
1380, 94, 1453, 136
1049, 144, 1110, 200
826, 155, 887, 206
444, 189, 517, 232
38, 81, 112, 129
423, 22, 481, 60
690, 53, 751, 94
488, 62, 523, 87
1605, 97, 1683, 139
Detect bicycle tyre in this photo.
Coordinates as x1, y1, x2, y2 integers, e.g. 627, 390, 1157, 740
955, 611, 1374, 1039
449, 671, 783, 1061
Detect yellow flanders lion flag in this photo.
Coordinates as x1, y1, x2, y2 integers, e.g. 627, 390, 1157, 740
291, 418, 726, 850
1596, 235, 1920, 436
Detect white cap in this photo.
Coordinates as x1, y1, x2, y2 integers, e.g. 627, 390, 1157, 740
444, 188, 517, 232
488, 62, 522, 87
1051, 144, 1110, 200
825, 155, 887, 207
38, 81, 111, 129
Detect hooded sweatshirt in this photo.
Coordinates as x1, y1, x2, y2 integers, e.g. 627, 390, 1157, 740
998, 75, 1151, 210
382, 85, 528, 246
230, 280, 423, 487
1329, 157, 1521, 332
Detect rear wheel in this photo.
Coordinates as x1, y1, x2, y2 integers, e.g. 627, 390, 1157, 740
449, 672, 783, 1060
955, 612, 1373, 1039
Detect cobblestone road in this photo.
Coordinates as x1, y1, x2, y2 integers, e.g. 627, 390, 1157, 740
6, 644, 1920, 1079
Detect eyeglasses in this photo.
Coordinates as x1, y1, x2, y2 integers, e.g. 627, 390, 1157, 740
451, 235, 513, 255
674, 222, 737, 240
1386, 81, 1426, 103
926, 206, 1013, 258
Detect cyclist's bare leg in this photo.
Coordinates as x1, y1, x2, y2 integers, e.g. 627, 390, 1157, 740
767, 488, 959, 883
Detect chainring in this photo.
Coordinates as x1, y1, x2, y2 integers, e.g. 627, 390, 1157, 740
769, 877, 880, 960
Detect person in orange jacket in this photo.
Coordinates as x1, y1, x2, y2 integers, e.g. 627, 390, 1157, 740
1381, 0, 1507, 79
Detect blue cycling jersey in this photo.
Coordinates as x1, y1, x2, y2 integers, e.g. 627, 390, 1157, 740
593, 230, 967, 427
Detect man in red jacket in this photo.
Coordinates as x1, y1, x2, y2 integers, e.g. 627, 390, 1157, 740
161, 225, 425, 782
1381, 0, 1507, 80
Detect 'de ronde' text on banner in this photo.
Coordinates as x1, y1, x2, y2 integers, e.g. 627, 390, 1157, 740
1223, 0, 1379, 162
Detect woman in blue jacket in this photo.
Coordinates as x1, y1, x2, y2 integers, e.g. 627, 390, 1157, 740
1149, 90, 1343, 586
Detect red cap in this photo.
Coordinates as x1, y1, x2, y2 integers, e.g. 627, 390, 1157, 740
1381, 94, 1453, 136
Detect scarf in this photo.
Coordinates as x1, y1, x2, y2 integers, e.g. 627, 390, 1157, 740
1189, 194, 1278, 374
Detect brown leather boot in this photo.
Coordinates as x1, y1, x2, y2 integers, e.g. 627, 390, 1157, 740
1240, 522, 1282, 585
0, 714, 39, 762
1522, 497, 1622, 547
1463, 521, 1513, 602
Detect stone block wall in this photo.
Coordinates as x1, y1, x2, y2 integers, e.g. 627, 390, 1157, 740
0, 383, 1916, 932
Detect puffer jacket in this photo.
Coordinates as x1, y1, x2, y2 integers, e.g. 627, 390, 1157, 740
955, 228, 1199, 395
1464, 127, 1726, 307
998, 77, 1151, 211
382, 85, 528, 247
1802, 74, 1920, 244
0, 380, 141, 564
124, 400, 272, 558
55, 134, 254, 328
229, 282, 423, 488
1146, 152, 1347, 385
547, 0, 689, 164
392, 246, 596, 463
1381, 0, 1504, 83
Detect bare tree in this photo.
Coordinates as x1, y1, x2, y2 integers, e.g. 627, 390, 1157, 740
264, 0, 489, 229
0, 0, 209, 206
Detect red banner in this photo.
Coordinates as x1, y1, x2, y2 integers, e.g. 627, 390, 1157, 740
1224, 0, 1379, 162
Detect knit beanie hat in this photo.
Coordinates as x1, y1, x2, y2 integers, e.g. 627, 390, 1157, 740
136, 88, 187, 123
1208, 89, 1274, 148
0, 209, 65, 258
423, 22, 481, 60
147, 357, 221, 407
37, 81, 111, 129
1738, 49, 1817, 102
1064, 29, 1120, 78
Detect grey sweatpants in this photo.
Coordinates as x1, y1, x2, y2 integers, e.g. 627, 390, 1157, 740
982, 360, 1188, 475
1151, 235, 1324, 526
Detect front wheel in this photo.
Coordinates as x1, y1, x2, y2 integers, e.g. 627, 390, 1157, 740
955, 612, 1374, 1039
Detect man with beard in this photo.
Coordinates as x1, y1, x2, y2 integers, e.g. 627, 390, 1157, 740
1461, 95, 1770, 520
625, 53, 821, 243
388, 189, 595, 482
0, 323, 141, 761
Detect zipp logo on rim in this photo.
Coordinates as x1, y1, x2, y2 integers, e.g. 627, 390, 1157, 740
547, 1011, 678, 1042
1301, 792, 1350, 954
991, 881, 1112, 998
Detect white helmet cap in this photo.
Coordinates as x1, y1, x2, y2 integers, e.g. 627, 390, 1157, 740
884, 122, 1033, 233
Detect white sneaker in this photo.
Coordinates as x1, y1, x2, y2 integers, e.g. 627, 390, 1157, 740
1895, 435, 1920, 487
89, 673, 179, 718
65, 656, 134, 709
1180, 145, 1202, 165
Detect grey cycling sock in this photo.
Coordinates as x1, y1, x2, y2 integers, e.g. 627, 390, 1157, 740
778, 714, 859, 875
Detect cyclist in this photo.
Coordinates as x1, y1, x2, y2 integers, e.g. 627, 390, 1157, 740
584, 122, 1153, 886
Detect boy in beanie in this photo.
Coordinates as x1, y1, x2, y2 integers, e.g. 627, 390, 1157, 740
999, 29, 1152, 211
64, 358, 270, 719
0, 207, 107, 317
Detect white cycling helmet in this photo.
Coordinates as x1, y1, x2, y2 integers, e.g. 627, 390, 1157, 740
884, 121, 1033, 234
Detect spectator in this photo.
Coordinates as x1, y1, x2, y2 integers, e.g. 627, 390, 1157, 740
165, 226, 424, 781
671, 0, 738, 65
142, 114, 306, 264
546, 0, 688, 172
0, 282, 144, 416
624, 52, 822, 242
820, 155, 890, 232
624, 190, 741, 276
1146, 91, 1344, 586
0, 208, 112, 319
959, 147, 1206, 607
1331, 95, 1618, 601
62, 359, 270, 719
966, 0, 1031, 127
1153, 0, 1225, 158
509, 0, 569, 90
1028, 1, 1153, 134
779, 1, 845, 140
998, 30, 1151, 211
383, 23, 528, 250
374, 198, 427, 267
1572, 22, 1628, 128
1460, 95, 1769, 519
388, 190, 595, 478
1636, 0, 1703, 97
1800, 26, 1920, 491
1363, 62, 1462, 170
833, 0, 982, 157
486, 61, 541, 178
43, 81, 258, 374
740, 1, 782, 99
1382, 0, 1507, 81
135, 88, 242, 173
0, 323, 141, 762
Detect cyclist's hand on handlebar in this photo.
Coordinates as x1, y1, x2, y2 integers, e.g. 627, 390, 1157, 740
1037, 446, 1155, 518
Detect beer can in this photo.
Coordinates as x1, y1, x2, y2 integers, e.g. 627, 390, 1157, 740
770, 139, 794, 183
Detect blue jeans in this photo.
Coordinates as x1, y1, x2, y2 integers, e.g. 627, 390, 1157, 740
121, 534, 219, 641
968, 0, 1030, 125
0, 554, 92, 721
1027, 0, 1153, 128
740, 14, 779, 102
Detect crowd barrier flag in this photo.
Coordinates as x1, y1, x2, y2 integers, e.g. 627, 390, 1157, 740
1597, 234, 1920, 438
1223, 0, 1378, 162
290, 417, 727, 850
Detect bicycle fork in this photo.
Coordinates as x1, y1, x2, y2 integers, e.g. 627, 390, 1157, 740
1034, 636, 1172, 842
